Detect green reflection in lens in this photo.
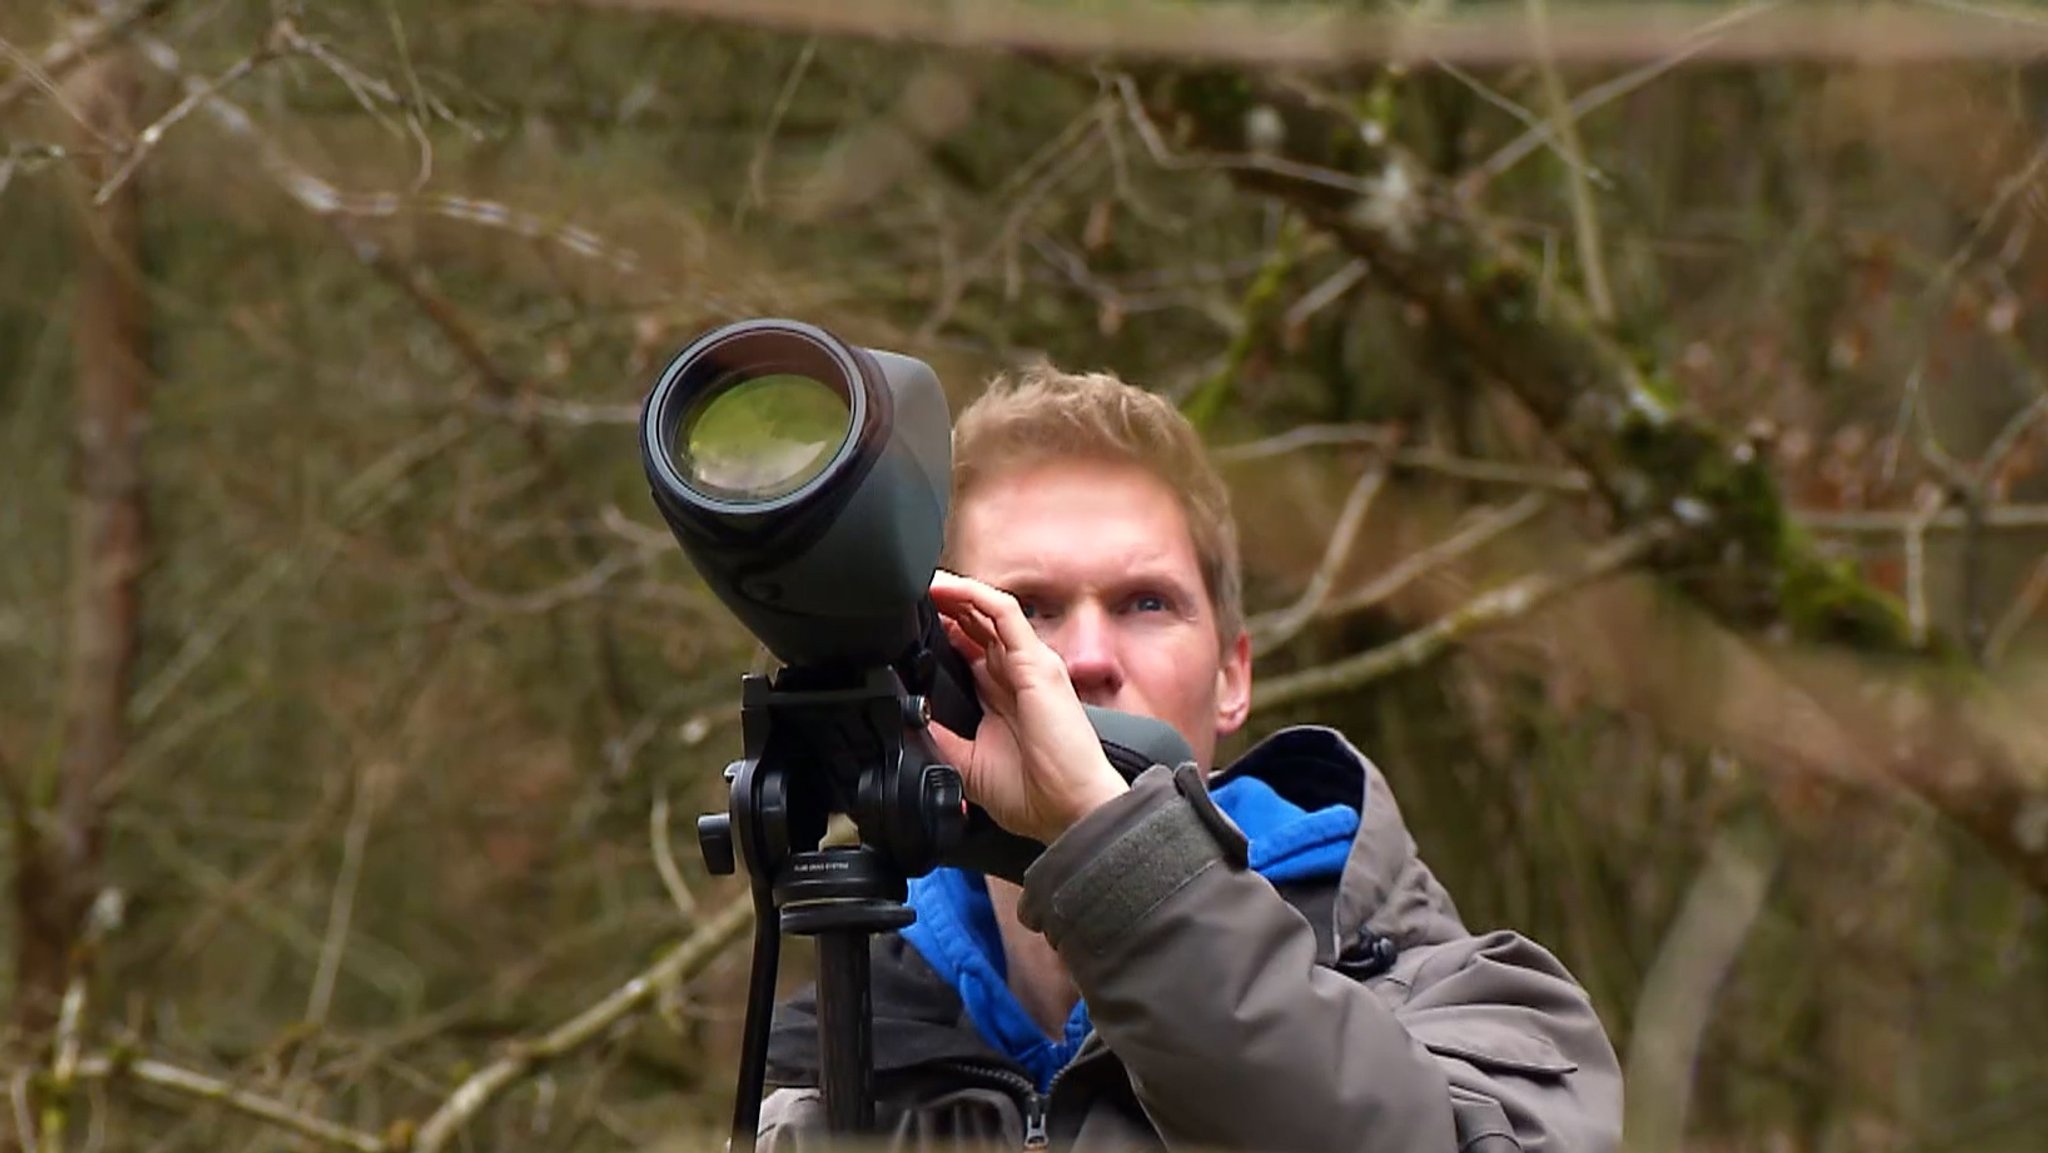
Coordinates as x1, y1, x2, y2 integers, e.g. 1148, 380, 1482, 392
678, 372, 850, 501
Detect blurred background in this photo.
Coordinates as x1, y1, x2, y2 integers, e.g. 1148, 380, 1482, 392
3, 1, 2046, 1150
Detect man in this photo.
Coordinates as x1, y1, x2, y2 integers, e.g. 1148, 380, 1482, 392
758, 366, 1623, 1151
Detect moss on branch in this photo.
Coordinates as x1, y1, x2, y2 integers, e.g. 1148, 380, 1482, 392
1145, 68, 1929, 658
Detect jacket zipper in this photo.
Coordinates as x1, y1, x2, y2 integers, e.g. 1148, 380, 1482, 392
932, 1059, 1069, 1150
1022, 1092, 1048, 1149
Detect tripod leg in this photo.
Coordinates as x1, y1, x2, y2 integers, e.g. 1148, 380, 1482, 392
729, 907, 782, 1153
815, 929, 878, 1134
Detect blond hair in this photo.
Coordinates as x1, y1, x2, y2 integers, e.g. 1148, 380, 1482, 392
944, 364, 1244, 645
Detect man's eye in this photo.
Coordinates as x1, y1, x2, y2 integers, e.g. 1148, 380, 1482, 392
1130, 593, 1169, 613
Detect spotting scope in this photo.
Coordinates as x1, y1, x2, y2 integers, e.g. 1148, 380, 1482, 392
638, 318, 1192, 1146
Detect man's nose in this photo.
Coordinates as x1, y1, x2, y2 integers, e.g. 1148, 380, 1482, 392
1054, 603, 1124, 704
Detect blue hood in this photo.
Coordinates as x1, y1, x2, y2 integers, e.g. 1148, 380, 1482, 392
901, 772, 1360, 1090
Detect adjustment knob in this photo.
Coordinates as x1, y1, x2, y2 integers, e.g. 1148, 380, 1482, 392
922, 765, 967, 852
696, 813, 735, 875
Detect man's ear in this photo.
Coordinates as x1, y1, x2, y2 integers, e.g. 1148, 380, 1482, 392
1215, 629, 1253, 735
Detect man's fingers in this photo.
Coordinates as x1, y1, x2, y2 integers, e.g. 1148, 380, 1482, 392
928, 722, 971, 771
940, 602, 1000, 653
939, 616, 986, 662
931, 573, 1039, 653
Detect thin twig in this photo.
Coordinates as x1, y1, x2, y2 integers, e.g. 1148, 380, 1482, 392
1980, 392, 2048, 488
738, 34, 819, 223
1624, 806, 1779, 1153
73, 1056, 387, 1153
1930, 135, 2048, 295
0, 0, 173, 121
41, 969, 90, 1146
1963, 489, 1990, 661
915, 102, 1107, 340
1526, 0, 1615, 321
1214, 422, 1395, 461
161, 769, 349, 960
649, 786, 700, 919
1388, 446, 1591, 492
305, 764, 386, 1028
433, 546, 647, 616
1110, 71, 1377, 198
1253, 521, 1667, 712
12, 1068, 42, 1153
130, 817, 425, 1010
1431, 55, 1609, 194
42, 890, 125, 1147
1794, 503, 2048, 533
1212, 423, 1592, 493
0, 30, 109, 145
134, 34, 647, 278
382, 4, 438, 191
1249, 465, 1387, 649
458, 393, 640, 427
1323, 490, 1553, 619
1282, 258, 1369, 330
93, 42, 274, 206
1461, 0, 1787, 193
129, 416, 465, 725
1984, 553, 2048, 665
1906, 506, 1931, 648
551, 0, 2048, 65
1902, 484, 1950, 648
409, 893, 755, 1152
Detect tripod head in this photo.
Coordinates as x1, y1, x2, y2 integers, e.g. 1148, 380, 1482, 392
638, 319, 1194, 1146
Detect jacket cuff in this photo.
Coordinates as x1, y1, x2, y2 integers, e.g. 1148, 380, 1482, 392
1018, 763, 1249, 957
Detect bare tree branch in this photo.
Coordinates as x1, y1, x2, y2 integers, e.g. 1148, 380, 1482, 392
1249, 465, 1387, 649
1138, 58, 2048, 894
409, 893, 755, 1152
1525, 0, 1615, 322
65, 894, 755, 1152
1795, 503, 2048, 533
0, 0, 171, 119
71, 1056, 388, 1153
92, 36, 278, 206
1322, 491, 1554, 620
1624, 805, 1780, 1153
1253, 521, 1669, 713
134, 33, 647, 279
1214, 423, 1593, 493
1985, 554, 2048, 666
1459, 0, 1791, 193
544, 0, 2048, 65
649, 786, 700, 919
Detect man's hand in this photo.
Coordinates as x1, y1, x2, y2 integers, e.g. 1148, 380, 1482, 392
927, 570, 1128, 846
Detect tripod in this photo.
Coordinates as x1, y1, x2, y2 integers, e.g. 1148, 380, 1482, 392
698, 664, 970, 1149
696, 645, 1194, 1150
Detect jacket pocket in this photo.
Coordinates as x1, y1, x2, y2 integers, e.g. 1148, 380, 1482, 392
1416, 1016, 1580, 1079
1419, 1021, 1582, 1153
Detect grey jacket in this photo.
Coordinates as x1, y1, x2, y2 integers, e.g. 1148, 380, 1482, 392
758, 726, 1624, 1151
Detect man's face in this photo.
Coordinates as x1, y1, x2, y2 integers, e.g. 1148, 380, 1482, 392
947, 458, 1252, 768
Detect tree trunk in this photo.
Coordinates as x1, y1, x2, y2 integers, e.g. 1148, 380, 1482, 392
14, 42, 149, 1034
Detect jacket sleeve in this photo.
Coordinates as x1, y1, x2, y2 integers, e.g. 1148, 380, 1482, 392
1018, 764, 1623, 1153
